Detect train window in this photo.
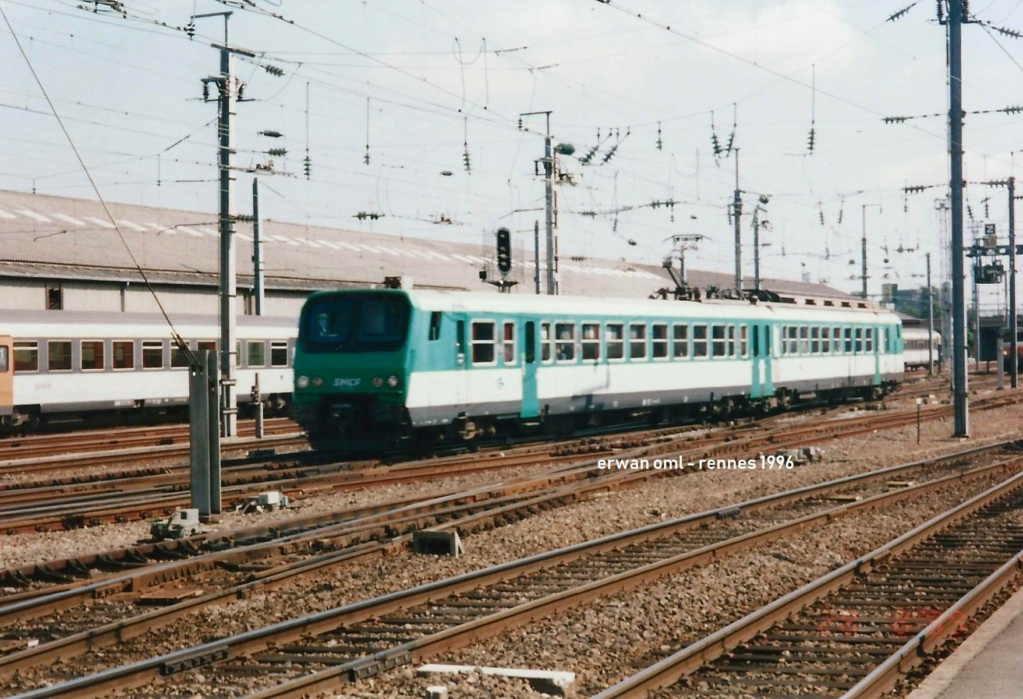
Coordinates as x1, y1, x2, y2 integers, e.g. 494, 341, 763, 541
0, 346, 6, 373
429, 312, 442, 341
712, 325, 727, 358
629, 324, 646, 360
270, 341, 289, 367
48, 341, 72, 372
357, 297, 408, 345
781, 326, 793, 356
555, 323, 576, 361
248, 341, 266, 367
884, 328, 891, 353
726, 325, 737, 357
525, 321, 536, 364
606, 323, 624, 360
740, 325, 749, 358
113, 341, 134, 370
843, 327, 853, 354
503, 322, 516, 364
14, 342, 38, 372
540, 322, 552, 362
471, 321, 496, 364
143, 341, 164, 369
693, 324, 708, 358
854, 328, 863, 353
865, 328, 873, 353
652, 323, 668, 359
798, 327, 810, 355
822, 327, 831, 354
198, 341, 217, 356
673, 324, 689, 358
81, 341, 104, 371
810, 327, 820, 355
581, 323, 600, 361
170, 342, 190, 369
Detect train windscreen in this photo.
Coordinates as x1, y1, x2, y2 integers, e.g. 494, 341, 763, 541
300, 293, 410, 353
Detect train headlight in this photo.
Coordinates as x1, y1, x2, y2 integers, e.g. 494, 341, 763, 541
387, 374, 399, 388
312, 376, 323, 387
372, 376, 383, 388
297, 375, 310, 389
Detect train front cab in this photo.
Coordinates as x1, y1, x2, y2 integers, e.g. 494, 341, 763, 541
0, 335, 11, 426
293, 291, 412, 446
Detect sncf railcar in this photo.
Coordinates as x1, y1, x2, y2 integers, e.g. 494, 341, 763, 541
902, 326, 941, 371
292, 289, 903, 448
0, 309, 295, 430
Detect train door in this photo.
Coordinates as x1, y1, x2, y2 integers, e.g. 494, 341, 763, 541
0, 335, 12, 422
520, 320, 539, 418
751, 323, 772, 398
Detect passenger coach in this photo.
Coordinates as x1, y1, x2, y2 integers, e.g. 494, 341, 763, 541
0, 309, 295, 429
292, 289, 904, 448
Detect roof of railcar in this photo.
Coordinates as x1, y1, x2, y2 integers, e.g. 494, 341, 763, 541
306, 288, 900, 324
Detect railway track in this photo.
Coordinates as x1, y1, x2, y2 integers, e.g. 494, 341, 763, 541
1, 390, 1019, 535
597, 470, 1023, 698
0, 418, 300, 462
4, 438, 1021, 697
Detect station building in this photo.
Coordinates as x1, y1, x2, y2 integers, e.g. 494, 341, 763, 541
0, 190, 847, 316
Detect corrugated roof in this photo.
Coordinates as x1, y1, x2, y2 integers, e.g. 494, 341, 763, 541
0, 190, 848, 299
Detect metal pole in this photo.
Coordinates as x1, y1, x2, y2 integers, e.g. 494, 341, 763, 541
1009, 176, 1018, 387
252, 178, 264, 316
861, 205, 868, 299
753, 208, 761, 291
544, 114, 556, 295
216, 18, 237, 438
534, 220, 540, 294
254, 372, 264, 439
733, 149, 742, 291
927, 252, 935, 375
949, 0, 969, 435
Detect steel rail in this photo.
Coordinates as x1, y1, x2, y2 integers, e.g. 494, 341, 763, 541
8, 448, 1020, 698
591, 469, 1023, 698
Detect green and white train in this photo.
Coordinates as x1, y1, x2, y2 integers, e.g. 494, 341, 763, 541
292, 288, 904, 449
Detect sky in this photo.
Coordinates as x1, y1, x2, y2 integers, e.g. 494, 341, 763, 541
1, 0, 1022, 308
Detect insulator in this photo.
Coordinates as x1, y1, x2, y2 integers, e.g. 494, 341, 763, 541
267, 148, 287, 157
303, 155, 311, 179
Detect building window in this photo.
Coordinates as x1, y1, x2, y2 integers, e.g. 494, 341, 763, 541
142, 341, 163, 369
48, 341, 72, 372
112, 341, 134, 370
14, 341, 39, 372
46, 284, 63, 310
